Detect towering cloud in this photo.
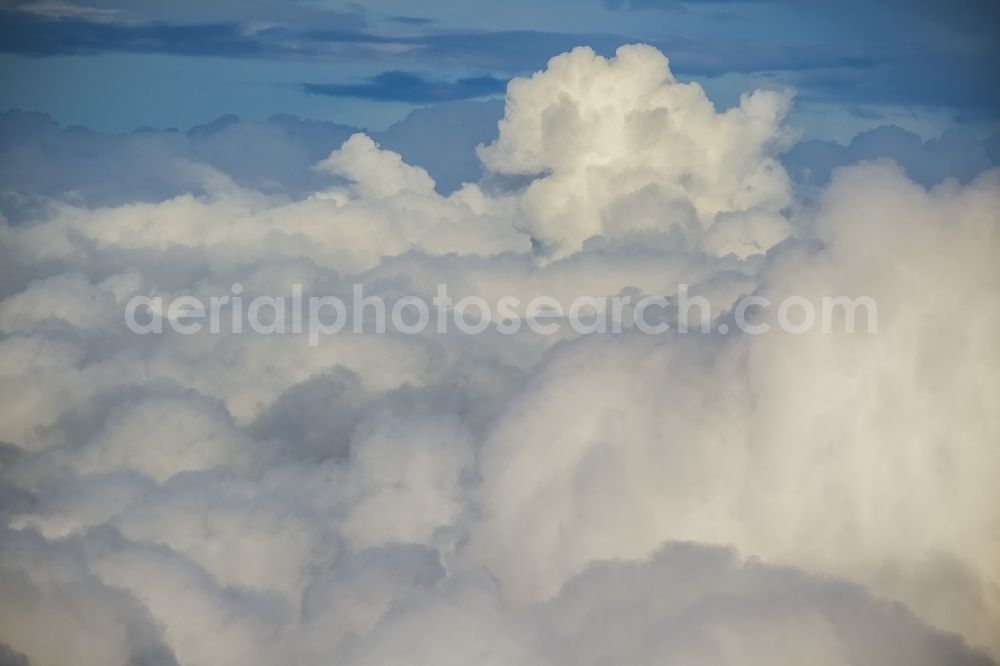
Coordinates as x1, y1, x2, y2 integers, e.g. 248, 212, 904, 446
479, 45, 794, 258
0, 45, 997, 665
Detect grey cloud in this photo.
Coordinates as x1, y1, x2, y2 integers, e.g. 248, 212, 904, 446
0, 644, 28, 666
0, 527, 180, 666
783, 125, 1000, 188
541, 542, 995, 666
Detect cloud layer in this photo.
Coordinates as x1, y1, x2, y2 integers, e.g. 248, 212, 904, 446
1, 44, 998, 665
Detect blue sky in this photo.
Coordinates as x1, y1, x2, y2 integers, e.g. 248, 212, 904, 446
1, 0, 997, 140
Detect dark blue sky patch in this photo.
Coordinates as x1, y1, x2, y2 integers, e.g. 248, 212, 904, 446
386, 16, 437, 26
303, 71, 508, 104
